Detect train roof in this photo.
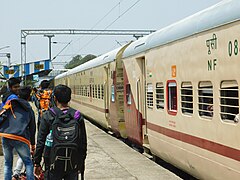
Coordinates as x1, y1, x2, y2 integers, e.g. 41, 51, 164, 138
55, 46, 123, 79
66, 46, 122, 76
55, 70, 68, 80
123, 0, 240, 58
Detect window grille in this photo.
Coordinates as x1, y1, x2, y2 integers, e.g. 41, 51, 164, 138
156, 82, 164, 109
95, 85, 98, 98
147, 83, 153, 108
92, 85, 95, 98
198, 81, 213, 119
126, 84, 131, 105
181, 82, 193, 115
220, 80, 239, 122
98, 85, 101, 99
101, 84, 104, 99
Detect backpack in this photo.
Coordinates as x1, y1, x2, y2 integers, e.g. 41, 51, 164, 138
39, 89, 52, 111
36, 89, 52, 116
49, 107, 84, 173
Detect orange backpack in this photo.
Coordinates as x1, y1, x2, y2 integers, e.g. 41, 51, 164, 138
36, 89, 52, 115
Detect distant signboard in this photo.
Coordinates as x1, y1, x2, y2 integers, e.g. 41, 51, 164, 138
35, 64, 44, 70
5, 69, 14, 74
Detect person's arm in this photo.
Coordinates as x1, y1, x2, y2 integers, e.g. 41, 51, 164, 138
33, 92, 40, 109
34, 113, 50, 166
79, 115, 87, 173
29, 109, 36, 153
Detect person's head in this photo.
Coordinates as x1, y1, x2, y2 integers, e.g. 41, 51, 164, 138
40, 80, 50, 89
53, 84, 71, 105
8, 77, 21, 95
19, 86, 32, 101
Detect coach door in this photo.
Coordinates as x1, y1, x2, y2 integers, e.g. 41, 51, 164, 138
136, 57, 148, 143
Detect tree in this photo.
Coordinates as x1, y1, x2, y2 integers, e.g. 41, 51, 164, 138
64, 54, 96, 69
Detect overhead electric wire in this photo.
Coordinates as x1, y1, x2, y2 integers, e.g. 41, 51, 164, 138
70, 0, 141, 60
63, 0, 125, 63
91, 0, 125, 30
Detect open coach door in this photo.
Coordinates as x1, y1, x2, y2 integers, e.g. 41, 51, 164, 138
137, 57, 148, 146
109, 43, 131, 138
124, 55, 147, 148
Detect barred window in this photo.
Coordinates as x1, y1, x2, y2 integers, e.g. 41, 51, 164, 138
92, 85, 95, 98
220, 80, 239, 122
98, 85, 101, 99
80, 85, 83, 96
95, 85, 98, 98
167, 81, 177, 112
101, 84, 104, 99
76, 85, 80, 95
156, 82, 164, 109
126, 84, 131, 105
84, 86, 87, 96
90, 85, 92, 98
181, 82, 193, 115
87, 85, 90, 97
147, 83, 153, 108
198, 81, 213, 119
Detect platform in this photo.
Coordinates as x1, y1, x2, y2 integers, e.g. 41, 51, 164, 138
0, 119, 181, 180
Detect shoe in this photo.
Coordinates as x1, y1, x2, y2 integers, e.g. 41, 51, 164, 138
12, 174, 19, 180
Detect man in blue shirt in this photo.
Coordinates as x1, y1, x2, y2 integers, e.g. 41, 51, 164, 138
1, 77, 21, 108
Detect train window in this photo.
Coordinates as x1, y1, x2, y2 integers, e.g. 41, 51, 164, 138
84, 86, 87, 96
147, 83, 153, 108
167, 81, 177, 114
98, 85, 101, 99
77, 85, 80, 95
87, 85, 90, 97
198, 81, 213, 119
111, 85, 115, 102
220, 80, 239, 122
95, 85, 98, 98
92, 85, 95, 98
90, 85, 92, 98
101, 84, 104, 99
156, 82, 164, 109
126, 84, 131, 105
80, 85, 82, 96
181, 82, 193, 115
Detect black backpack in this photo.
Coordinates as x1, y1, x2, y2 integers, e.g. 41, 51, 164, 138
49, 107, 84, 173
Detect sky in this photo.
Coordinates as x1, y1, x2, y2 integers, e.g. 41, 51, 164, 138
0, 0, 223, 69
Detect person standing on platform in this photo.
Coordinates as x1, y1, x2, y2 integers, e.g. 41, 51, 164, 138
33, 80, 53, 129
0, 86, 36, 180
34, 84, 87, 180
0, 77, 21, 108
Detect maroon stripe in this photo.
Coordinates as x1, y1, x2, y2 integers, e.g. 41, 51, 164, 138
147, 122, 240, 162
71, 99, 109, 113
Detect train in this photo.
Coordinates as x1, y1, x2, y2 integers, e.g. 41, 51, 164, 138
54, 0, 240, 179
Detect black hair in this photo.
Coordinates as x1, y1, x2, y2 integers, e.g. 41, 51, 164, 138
53, 84, 71, 104
8, 77, 21, 88
19, 86, 32, 100
40, 80, 50, 89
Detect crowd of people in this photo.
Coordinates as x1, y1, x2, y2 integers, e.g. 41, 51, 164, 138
0, 77, 87, 180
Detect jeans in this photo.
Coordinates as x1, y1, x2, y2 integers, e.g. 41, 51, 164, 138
2, 137, 34, 180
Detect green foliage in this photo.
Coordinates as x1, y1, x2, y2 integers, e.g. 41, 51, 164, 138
64, 54, 96, 69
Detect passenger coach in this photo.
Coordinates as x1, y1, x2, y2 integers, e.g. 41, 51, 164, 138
55, 0, 240, 179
